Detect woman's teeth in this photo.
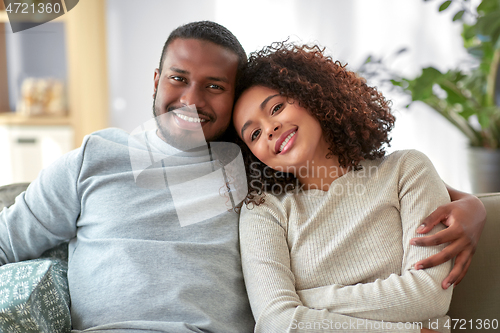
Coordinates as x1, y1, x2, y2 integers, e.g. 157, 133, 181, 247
279, 131, 296, 153
175, 113, 207, 123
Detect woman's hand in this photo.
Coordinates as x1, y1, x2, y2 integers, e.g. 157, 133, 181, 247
410, 186, 486, 289
421, 328, 439, 333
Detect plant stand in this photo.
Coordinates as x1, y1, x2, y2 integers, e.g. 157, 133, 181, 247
468, 147, 500, 193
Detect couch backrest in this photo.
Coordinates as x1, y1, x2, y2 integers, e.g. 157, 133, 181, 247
0, 183, 30, 211
447, 193, 500, 327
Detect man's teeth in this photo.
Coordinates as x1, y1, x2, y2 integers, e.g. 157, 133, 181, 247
279, 131, 296, 152
175, 113, 207, 123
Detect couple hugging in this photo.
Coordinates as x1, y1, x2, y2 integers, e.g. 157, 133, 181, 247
0, 21, 486, 333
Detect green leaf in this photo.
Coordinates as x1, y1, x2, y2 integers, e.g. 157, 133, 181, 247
478, 112, 491, 128
420, 67, 444, 81
409, 68, 443, 101
390, 79, 409, 89
475, 11, 500, 38
390, 79, 402, 87
439, 1, 452, 11
467, 45, 484, 58
477, 0, 499, 16
453, 10, 465, 21
490, 25, 500, 47
462, 24, 476, 40
439, 84, 467, 104
459, 107, 477, 119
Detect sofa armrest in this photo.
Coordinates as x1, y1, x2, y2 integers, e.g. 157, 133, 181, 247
447, 193, 500, 327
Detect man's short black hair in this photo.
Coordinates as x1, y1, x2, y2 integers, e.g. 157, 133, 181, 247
158, 21, 247, 78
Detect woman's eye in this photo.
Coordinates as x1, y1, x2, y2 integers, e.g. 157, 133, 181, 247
251, 129, 261, 141
271, 103, 283, 115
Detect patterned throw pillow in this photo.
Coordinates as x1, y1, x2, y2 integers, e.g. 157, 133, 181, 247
0, 244, 70, 333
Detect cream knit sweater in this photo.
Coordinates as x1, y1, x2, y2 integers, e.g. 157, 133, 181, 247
240, 150, 453, 332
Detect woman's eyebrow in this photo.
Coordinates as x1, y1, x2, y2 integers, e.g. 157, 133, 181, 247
240, 94, 281, 139
260, 94, 280, 110
241, 120, 253, 139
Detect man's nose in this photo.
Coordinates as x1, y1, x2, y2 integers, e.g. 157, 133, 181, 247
179, 85, 206, 109
266, 122, 281, 140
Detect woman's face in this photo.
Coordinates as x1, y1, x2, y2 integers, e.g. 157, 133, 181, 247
233, 86, 330, 173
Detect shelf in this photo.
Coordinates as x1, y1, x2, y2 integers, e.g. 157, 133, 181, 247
0, 11, 8, 23
0, 112, 71, 126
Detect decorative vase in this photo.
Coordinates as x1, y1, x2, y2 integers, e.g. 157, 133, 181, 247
467, 147, 500, 193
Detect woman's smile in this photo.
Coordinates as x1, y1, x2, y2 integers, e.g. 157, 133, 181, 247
233, 86, 331, 173
275, 128, 297, 154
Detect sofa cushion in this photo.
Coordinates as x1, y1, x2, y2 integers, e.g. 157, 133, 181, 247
0, 257, 70, 332
0, 183, 71, 332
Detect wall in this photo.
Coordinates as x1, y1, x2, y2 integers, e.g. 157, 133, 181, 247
106, 0, 216, 134
106, 0, 473, 191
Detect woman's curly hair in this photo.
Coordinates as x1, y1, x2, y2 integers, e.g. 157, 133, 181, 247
233, 41, 395, 205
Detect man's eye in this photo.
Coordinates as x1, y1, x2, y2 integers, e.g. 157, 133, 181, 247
208, 84, 224, 90
251, 129, 261, 141
170, 76, 186, 83
271, 103, 283, 115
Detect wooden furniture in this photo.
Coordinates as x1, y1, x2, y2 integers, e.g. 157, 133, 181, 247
0, 0, 108, 148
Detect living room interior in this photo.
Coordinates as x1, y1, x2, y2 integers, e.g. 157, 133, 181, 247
0, 0, 498, 332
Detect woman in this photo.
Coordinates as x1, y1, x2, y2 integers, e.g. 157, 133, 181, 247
232, 42, 454, 332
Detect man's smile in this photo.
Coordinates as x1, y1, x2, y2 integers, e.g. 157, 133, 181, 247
172, 111, 208, 123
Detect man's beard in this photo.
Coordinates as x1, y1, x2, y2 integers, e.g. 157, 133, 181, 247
152, 93, 225, 151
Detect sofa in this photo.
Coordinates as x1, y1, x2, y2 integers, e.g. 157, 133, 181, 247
447, 192, 500, 330
0, 183, 499, 332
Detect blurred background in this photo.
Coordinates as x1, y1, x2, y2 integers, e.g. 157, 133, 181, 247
0, 0, 494, 192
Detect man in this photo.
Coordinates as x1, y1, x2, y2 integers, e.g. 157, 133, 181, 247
0, 21, 486, 332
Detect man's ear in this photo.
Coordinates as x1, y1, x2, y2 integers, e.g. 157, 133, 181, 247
153, 69, 160, 97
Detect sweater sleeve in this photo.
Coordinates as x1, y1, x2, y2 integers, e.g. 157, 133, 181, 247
0, 137, 88, 264
240, 200, 421, 333
296, 150, 453, 324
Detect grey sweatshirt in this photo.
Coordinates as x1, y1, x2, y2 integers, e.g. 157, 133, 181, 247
0, 128, 254, 332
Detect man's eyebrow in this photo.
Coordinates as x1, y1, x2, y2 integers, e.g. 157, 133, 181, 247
170, 67, 189, 74
241, 120, 252, 139
260, 94, 280, 110
169, 68, 228, 83
207, 76, 229, 83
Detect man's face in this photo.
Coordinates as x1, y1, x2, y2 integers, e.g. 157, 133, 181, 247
153, 38, 239, 149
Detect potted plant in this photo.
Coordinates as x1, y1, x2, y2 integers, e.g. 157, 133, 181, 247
362, 0, 500, 193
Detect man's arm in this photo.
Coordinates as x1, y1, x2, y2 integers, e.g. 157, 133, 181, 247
410, 185, 486, 289
0, 140, 86, 264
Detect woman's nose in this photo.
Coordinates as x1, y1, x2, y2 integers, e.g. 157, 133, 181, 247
267, 123, 281, 139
